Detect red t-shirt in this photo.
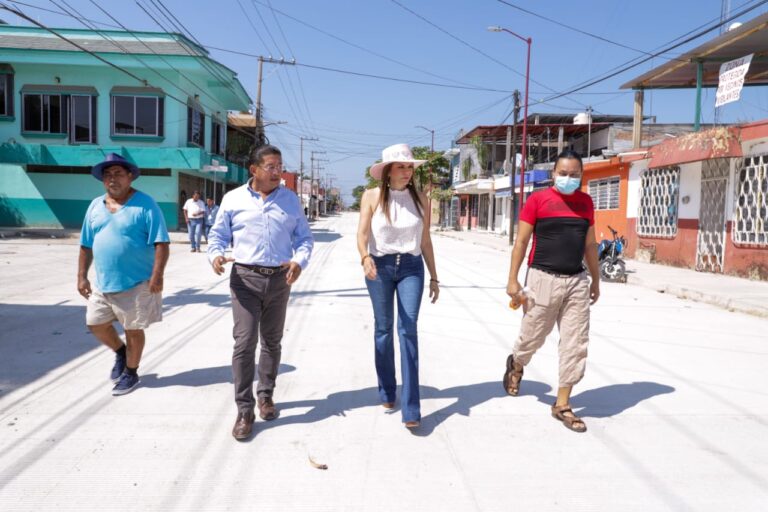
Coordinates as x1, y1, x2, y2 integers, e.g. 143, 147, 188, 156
520, 187, 594, 275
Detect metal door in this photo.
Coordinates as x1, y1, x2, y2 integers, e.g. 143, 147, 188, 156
695, 159, 729, 273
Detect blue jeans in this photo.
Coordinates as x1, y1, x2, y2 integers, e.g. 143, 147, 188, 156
188, 218, 203, 250
365, 253, 424, 423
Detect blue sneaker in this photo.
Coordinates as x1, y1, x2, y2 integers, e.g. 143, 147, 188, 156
110, 350, 126, 383
112, 372, 140, 396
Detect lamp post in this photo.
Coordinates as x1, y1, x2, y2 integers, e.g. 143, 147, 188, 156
415, 125, 435, 152
488, 25, 531, 235
415, 125, 436, 226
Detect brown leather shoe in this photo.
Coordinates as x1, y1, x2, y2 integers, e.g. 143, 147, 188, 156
232, 410, 254, 441
258, 396, 277, 421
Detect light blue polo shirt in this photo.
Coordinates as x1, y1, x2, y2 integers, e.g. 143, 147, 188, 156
80, 190, 170, 293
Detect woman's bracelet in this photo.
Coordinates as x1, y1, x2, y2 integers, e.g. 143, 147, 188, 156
430, 279, 439, 284
361, 254, 372, 266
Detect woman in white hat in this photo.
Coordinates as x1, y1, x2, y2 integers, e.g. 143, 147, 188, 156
356, 143, 440, 429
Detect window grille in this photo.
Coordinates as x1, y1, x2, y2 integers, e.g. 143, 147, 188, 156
587, 176, 620, 210
733, 156, 768, 245
637, 166, 680, 238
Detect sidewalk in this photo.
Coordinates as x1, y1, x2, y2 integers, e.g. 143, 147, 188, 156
432, 227, 768, 318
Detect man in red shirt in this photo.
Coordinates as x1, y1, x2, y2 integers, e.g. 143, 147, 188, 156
504, 150, 600, 433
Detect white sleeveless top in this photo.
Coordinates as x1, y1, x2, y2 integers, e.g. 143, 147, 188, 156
369, 188, 423, 256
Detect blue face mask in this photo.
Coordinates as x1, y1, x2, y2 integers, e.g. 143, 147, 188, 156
554, 175, 581, 194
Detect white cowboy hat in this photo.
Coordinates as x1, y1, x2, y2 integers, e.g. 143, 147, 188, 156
368, 143, 427, 181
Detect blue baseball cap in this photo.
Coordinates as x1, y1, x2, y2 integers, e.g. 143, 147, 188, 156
91, 153, 140, 180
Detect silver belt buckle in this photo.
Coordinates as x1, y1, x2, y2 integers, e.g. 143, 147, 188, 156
258, 267, 275, 276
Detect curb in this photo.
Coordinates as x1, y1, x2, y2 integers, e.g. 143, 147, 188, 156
627, 275, 768, 318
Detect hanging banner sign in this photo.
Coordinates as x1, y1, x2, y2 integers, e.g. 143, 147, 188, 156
715, 53, 753, 107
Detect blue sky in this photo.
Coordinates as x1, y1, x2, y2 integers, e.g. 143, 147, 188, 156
5, 0, 768, 202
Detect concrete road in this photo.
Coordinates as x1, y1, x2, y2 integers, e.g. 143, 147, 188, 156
1, 212, 767, 511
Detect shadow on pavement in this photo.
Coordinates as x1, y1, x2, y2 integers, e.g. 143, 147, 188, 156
569, 381, 676, 418
312, 231, 342, 243
141, 364, 296, 388
0, 303, 94, 400
163, 287, 231, 309
255, 378, 674, 436
290, 287, 368, 298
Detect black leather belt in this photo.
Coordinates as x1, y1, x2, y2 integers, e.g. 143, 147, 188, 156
533, 267, 583, 278
235, 263, 284, 276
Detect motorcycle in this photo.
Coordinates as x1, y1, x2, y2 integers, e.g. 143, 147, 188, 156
597, 225, 627, 282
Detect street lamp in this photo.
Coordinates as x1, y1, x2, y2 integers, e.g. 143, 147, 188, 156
415, 125, 434, 152
488, 25, 531, 233
415, 125, 436, 226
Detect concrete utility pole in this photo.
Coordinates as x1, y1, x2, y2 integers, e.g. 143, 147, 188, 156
314, 158, 329, 218
586, 105, 593, 158
253, 56, 296, 147
310, 151, 326, 220
254, 57, 263, 145
300, 136, 319, 214
509, 90, 520, 245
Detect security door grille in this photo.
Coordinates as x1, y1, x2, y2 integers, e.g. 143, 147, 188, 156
695, 159, 729, 273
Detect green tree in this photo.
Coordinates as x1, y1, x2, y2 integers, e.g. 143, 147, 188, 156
350, 184, 367, 211
411, 146, 450, 191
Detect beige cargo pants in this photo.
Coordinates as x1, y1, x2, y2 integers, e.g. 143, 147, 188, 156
513, 267, 591, 388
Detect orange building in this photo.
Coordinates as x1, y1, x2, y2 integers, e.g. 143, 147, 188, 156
580, 157, 630, 244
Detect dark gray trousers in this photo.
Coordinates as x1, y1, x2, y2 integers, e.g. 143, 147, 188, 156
230, 264, 291, 413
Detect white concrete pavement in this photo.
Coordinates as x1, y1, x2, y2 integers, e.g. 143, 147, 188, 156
435, 227, 768, 318
1, 212, 767, 511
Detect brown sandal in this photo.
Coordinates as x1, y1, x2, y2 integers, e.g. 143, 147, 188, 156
502, 354, 524, 396
551, 404, 587, 433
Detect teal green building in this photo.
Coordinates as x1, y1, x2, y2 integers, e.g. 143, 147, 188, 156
0, 25, 252, 230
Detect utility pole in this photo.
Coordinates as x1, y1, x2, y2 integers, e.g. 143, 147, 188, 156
509, 90, 520, 245
300, 136, 319, 216
310, 150, 326, 220
586, 105, 593, 158
254, 57, 264, 146
314, 158, 329, 217
252, 56, 296, 147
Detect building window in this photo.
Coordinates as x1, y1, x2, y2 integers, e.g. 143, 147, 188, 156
588, 176, 620, 210
211, 118, 225, 155
0, 70, 13, 117
733, 156, 768, 246
70, 95, 97, 144
112, 95, 163, 136
187, 103, 205, 147
22, 93, 67, 134
637, 167, 680, 238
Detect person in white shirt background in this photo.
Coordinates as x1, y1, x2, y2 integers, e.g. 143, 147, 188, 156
356, 143, 440, 430
183, 190, 206, 252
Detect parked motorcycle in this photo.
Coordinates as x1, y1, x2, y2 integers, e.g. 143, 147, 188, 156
597, 225, 627, 282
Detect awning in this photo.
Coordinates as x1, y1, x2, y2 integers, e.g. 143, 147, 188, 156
647, 126, 742, 168
453, 178, 494, 194
21, 84, 98, 95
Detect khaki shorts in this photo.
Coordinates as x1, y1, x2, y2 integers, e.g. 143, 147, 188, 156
86, 281, 162, 330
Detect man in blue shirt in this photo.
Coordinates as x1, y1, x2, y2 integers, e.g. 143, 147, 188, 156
78, 153, 170, 396
203, 196, 219, 243
207, 145, 313, 441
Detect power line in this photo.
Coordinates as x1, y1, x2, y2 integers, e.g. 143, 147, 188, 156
540, 0, 768, 102
249, 0, 489, 91
495, 0, 684, 61
204, 44, 515, 93
387, 0, 588, 111
0, 2, 256, 140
